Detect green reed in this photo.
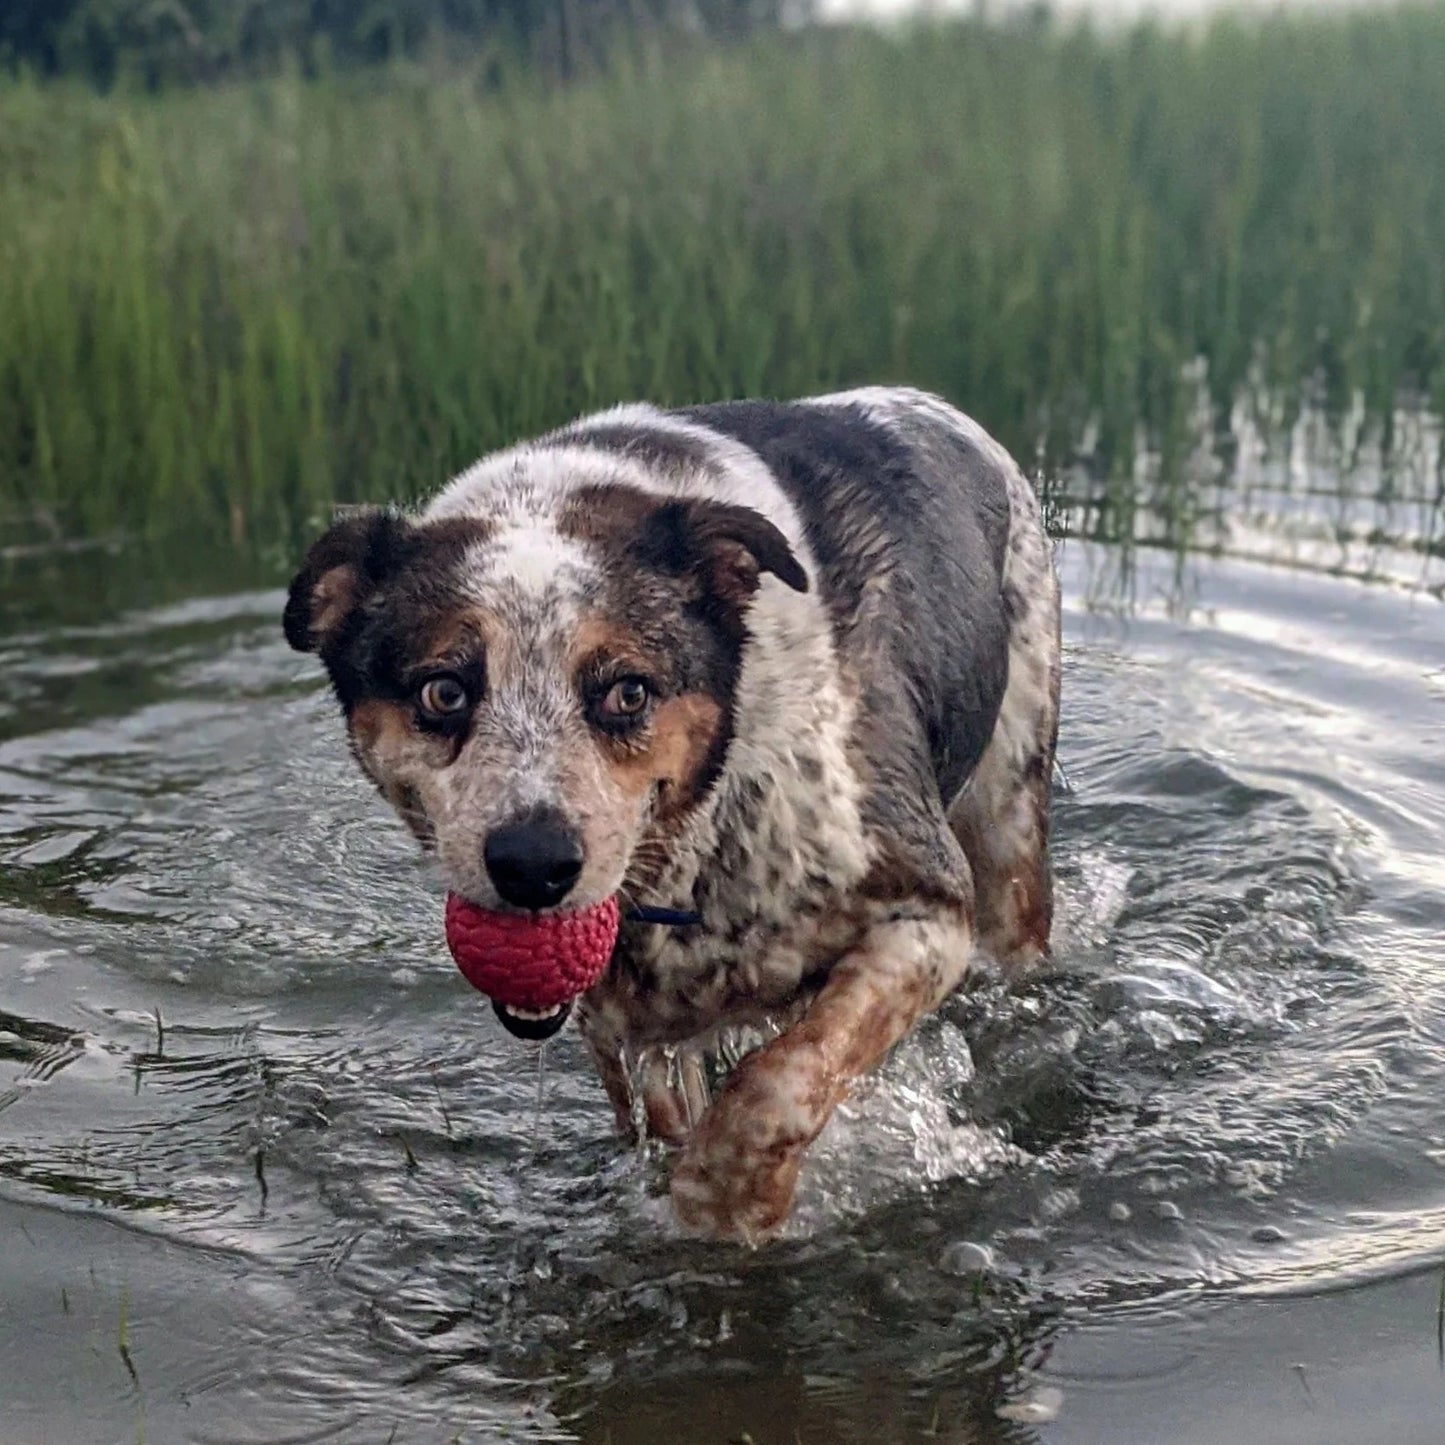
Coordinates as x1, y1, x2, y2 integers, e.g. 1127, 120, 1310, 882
2, 7, 1443, 547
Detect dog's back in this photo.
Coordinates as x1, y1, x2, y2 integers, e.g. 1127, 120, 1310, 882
680, 391, 1019, 804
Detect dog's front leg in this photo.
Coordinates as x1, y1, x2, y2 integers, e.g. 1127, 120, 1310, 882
579, 1011, 706, 1147
670, 905, 973, 1241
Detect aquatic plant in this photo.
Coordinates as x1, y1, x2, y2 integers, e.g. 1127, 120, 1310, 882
1, 6, 1442, 546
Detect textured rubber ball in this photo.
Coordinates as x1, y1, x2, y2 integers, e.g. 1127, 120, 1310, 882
443, 893, 619, 1010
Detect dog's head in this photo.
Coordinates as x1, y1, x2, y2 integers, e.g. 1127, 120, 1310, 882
284, 484, 807, 914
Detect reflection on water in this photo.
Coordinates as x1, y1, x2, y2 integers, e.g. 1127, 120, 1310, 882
0, 397, 1442, 1442
1056, 368, 1444, 600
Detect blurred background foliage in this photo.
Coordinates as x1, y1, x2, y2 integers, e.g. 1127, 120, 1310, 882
1, 1, 1442, 553
0, 0, 802, 87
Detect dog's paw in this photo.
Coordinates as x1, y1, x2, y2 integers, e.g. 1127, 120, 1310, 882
669, 1135, 805, 1244
667, 1048, 817, 1241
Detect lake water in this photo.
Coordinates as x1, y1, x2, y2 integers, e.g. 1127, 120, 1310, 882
1, 407, 1442, 1443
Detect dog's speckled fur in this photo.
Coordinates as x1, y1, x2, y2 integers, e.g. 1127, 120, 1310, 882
285, 387, 1061, 1241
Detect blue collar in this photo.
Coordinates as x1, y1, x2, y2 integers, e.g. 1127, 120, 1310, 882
624, 904, 702, 928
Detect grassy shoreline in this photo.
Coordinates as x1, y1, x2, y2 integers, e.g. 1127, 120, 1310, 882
2, 8, 1444, 545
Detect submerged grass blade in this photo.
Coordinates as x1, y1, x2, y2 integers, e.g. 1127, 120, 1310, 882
117, 1286, 139, 1389
1436, 1264, 1444, 1367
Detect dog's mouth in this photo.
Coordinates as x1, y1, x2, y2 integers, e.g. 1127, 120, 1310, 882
444, 893, 619, 1042
491, 998, 573, 1040
444, 894, 702, 1042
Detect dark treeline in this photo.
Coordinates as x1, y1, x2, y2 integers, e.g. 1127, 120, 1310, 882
0, 0, 802, 87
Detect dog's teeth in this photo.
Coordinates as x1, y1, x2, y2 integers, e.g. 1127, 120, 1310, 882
505, 1004, 562, 1021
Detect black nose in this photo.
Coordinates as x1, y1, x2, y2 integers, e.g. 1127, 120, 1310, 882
483, 820, 584, 910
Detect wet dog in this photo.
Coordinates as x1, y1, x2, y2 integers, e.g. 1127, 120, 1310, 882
284, 387, 1060, 1241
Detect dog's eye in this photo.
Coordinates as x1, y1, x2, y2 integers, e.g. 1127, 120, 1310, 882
599, 677, 651, 721
417, 675, 470, 719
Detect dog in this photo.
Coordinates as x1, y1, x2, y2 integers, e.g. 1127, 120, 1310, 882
284, 387, 1061, 1241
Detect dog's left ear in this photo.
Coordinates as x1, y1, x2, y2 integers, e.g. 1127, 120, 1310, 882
283, 508, 411, 653
637, 499, 808, 605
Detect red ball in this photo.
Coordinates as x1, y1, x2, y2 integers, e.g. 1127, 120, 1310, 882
443, 893, 619, 1010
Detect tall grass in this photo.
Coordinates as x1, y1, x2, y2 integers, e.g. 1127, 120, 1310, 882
2, 8, 1444, 546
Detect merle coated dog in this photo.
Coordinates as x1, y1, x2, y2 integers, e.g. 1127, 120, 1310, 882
285, 387, 1060, 1240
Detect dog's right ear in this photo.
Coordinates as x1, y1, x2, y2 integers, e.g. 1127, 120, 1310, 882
283, 508, 410, 654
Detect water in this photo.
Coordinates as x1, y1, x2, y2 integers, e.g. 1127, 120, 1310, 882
1, 411, 1443, 1443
